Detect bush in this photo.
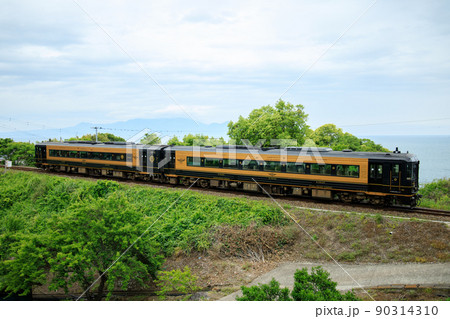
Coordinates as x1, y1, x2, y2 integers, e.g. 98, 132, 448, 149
237, 266, 360, 301
238, 279, 292, 301
155, 267, 200, 300
419, 178, 450, 210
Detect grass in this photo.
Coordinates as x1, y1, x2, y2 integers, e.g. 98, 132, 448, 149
289, 207, 449, 263
356, 288, 450, 301
1, 170, 448, 265
418, 178, 450, 210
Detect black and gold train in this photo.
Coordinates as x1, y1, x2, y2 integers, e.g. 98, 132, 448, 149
35, 141, 420, 207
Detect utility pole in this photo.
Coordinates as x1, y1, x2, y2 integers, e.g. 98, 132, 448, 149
91, 126, 104, 142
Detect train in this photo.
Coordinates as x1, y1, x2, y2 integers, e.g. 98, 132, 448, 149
35, 141, 421, 207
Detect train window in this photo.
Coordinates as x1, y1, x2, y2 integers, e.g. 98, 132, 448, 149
406, 163, 412, 180
242, 159, 259, 170
69, 151, 78, 158
348, 165, 359, 177
310, 164, 332, 175
369, 164, 383, 179
80, 151, 88, 158
286, 162, 306, 174
49, 150, 56, 157
204, 158, 220, 168
223, 158, 238, 169
392, 164, 400, 178
336, 165, 359, 178
263, 161, 281, 172
187, 156, 201, 167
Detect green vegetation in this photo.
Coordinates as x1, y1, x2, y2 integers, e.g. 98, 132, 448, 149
291, 208, 448, 263
66, 133, 125, 142
419, 178, 450, 210
0, 171, 287, 299
167, 133, 227, 146
237, 266, 359, 301
308, 124, 389, 152
227, 99, 309, 147
0, 138, 35, 166
227, 100, 387, 151
155, 266, 200, 300
140, 132, 161, 145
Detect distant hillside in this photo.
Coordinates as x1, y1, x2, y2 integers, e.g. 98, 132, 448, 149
0, 118, 229, 143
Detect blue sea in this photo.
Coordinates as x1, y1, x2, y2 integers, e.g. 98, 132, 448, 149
366, 135, 450, 185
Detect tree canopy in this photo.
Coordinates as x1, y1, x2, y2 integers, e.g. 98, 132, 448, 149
0, 178, 164, 300
310, 124, 389, 152
168, 134, 227, 146
227, 100, 308, 147
0, 138, 35, 166
67, 133, 125, 142
140, 133, 161, 145
47, 186, 163, 300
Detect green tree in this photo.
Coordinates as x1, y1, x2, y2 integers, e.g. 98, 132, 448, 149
0, 138, 14, 154
167, 135, 183, 145
0, 233, 51, 297
312, 124, 388, 152
0, 140, 35, 166
168, 134, 227, 146
140, 133, 161, 145
67, 133, 125, 142
312, 124, 343, 147
47, 188, 163, 300
237, 278, 292, 301
237, 266, 359, 301
227, 100, 309, 147
0, 180, 164, 301
291, 267, 359, 301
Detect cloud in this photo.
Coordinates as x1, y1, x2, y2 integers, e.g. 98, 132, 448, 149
0, 0, 449, 134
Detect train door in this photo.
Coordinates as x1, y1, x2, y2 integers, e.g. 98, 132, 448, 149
368, 162, 384, 192
369, 163, 383, 184
35, 145, 47, 167
389, 162, 401, 192
142, 149, 147, 172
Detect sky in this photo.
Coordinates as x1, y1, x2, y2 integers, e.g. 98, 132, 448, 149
0, 0, 449, 137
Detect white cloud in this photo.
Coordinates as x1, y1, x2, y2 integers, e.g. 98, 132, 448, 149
0, 0, 449, 134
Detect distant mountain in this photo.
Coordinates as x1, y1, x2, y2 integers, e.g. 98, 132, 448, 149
0, 118, 229, 143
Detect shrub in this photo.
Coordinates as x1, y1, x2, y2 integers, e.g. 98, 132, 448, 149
156, 267, 200, 300
237, 266, 360, 301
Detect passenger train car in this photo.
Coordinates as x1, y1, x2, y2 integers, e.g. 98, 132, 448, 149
35, 141, 420, 207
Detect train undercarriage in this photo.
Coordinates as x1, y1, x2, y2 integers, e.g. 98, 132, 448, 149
43, 163, 419, 208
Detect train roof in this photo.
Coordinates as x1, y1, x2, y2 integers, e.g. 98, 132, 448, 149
37, 141, 419, 162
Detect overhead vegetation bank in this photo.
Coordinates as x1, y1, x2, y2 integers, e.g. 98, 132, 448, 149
0, 171, 288, 300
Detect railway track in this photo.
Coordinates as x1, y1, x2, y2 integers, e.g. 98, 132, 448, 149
7, 166, 450, 219
410, 207, 450, 217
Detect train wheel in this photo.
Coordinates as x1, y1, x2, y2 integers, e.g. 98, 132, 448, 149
338, 193, 352, 203
369, 196, 383, 206
199, 179, 209, 188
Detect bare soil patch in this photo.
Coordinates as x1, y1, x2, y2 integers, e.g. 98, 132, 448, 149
160, 208, 449, 300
